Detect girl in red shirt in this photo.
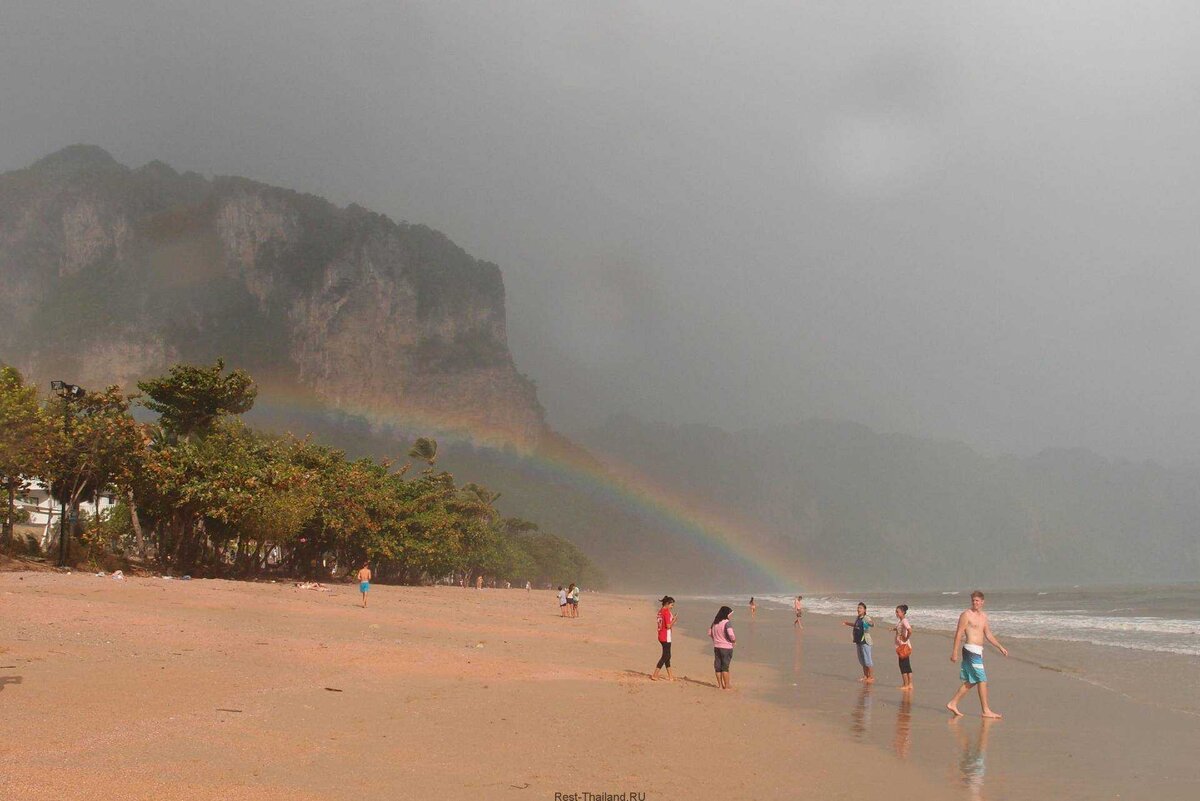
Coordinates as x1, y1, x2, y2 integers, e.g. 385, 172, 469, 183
651, 596, 677, 681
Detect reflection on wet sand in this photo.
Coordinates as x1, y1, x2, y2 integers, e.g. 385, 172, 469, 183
793, 628, 804, 676
850, 684, 873, 739
892, 693, 913, 760
951, 717, 995, 800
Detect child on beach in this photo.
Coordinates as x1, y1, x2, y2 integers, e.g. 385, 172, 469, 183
708, 606, 736, 689
651, 596, 676, 681
557, 586, 567, 616
568, 583, 580, 617
794, 595, 804, 629
843, 602, 874, 683
892, 604, 913, 690
357, 562, 371, 608
749, 597, 757, 617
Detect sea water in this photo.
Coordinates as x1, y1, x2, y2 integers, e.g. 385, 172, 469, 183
708, 583, 1200, 656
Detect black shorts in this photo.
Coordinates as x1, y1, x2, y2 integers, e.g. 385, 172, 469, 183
898, 655, 913, 675
714, 647, 733, 672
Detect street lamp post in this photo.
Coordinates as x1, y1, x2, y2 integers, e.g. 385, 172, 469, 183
50, 380, 86, 568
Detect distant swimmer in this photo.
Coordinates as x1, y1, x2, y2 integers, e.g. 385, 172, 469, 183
843, 602, 874, 683
892, 604, 913, 691
357, 562, 371, 609
947, 590, 1009, 718
651, 596, 677, 681
749, 597, 757, 617
708, 606, 737, 690
794, 595, 804, 629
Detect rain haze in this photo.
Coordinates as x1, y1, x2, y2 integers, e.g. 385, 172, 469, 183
4, 0, 1200, 462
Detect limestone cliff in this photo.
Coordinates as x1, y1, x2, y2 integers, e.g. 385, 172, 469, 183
0, 146, 546, 446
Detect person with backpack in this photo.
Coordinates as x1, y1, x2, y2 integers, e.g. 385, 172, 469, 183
708, 605, 736, 689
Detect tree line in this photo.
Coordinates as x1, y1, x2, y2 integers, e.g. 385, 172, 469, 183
0, 361, 600, 587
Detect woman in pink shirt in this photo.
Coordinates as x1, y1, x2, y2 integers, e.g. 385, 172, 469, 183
708, 605, 736, 690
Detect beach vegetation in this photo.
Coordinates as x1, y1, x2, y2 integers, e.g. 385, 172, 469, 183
0, 366, 53, 545
0, 360, 599, 587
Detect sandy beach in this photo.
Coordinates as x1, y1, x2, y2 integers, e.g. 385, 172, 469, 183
1, 568, 964, 801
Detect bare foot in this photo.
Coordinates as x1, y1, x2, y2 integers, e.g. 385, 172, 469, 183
857, 676, 868, 682
981, 710, 1003, 719
946, 702, 963, 717
864, 677, 875, 684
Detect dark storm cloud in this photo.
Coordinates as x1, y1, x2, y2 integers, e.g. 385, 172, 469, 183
4, 1, 1200, 460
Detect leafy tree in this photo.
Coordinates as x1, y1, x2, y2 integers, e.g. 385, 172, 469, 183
408, 437, 438, 470
0, 366, 51, 545
43, 386, 146, 555
137, 359, 256, 440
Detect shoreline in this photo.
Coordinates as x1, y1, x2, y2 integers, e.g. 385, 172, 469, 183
698, 601, 1200, 800
1, 571, 964, 801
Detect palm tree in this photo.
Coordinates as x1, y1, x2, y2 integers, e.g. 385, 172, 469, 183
408, 437, 438, 472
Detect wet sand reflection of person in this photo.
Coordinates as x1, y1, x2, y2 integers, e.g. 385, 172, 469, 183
951, 717, 995, 801
792, 625, 804, 677
892, 692, 913, 760
849, 683, 872, 740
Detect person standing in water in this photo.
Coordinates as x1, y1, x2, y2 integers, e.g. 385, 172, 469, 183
708, 606, 736, 689
357, 562, 371, 608
651, 596, 677, 681
892, 604, 913, 690
793, 595, 804, 628
947, 590, 1008, 718
842, 602, 874, 683
749, 597, 757, 617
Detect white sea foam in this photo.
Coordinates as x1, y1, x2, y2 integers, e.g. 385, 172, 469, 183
687, 589, 1200, 657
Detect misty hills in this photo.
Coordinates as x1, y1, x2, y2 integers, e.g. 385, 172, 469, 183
578, 415, 1200, 589
0, 145, 543, 446
4, 145, 1196, 593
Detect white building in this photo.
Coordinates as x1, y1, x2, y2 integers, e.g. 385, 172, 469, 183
14, 480, 119, 548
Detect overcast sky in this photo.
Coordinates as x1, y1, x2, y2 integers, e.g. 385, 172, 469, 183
4, 1, 1200, 462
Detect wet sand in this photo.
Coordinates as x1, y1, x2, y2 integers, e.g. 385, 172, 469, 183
688, 601, 1200, 801
1, 572, 964, 801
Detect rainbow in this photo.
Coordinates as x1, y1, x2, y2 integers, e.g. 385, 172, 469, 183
249, 387, 811, 591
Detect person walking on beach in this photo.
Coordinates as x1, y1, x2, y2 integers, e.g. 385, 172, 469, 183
749, 597, 757, 617
476, 575, 484, 590
651, 596, 677, 681
525, 580, 531, 593
843, 602, 875, 683
947, 590, 1008, 718
557, 585, 568, 617
794, 595, 804, 629
708, 605, 736, 689
357, 562, 371, 608
892, 604, 913, 690
568, 583, 580, 618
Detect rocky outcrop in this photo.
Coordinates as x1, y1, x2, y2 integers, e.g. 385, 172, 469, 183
0, 146, 546, 447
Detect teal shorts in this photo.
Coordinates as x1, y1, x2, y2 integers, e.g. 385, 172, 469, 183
960, 648, 987, 684
360, 581, 370, 593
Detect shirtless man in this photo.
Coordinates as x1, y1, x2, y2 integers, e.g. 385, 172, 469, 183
947, 590, 1008, 718
357, 562, 371, 609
